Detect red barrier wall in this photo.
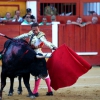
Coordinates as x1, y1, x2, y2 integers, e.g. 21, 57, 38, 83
58, 24, 100, 65
0, 24, 100, 65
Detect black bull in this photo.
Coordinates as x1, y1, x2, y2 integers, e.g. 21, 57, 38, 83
0, 39, 48, 99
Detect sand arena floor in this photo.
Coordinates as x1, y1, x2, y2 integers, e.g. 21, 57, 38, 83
0, 66, 100, 100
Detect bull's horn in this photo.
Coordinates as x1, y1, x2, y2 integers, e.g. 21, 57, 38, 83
36, 55, 45, 58
36, 53, 52, 58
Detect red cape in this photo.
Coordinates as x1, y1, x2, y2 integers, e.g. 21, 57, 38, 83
47, 44, 92, 90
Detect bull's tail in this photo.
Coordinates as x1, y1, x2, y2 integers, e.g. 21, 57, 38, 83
3, 36, 13, 40
4, 36, 13, 40
0, 33, 13, 40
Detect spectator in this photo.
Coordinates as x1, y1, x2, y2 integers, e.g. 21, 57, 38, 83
12, 10, 23, 22
2, 12, 12, 22
50, 15, 60, 25
66, 20, 72, 24
39, 17, 50, 25
23, 8, 35, 22
44, 3, 58, 16
0, 15, 3, 23
21, 14, 33, 25
51, 15, 56, 22
71, 17, 91, 27
92, 12, 98, 24
88, 11, 95, 15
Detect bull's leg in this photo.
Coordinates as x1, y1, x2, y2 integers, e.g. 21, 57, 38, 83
23, 73, 35, 98
1, 73, 6, 90
0, 89, 2, 100
17, 76, 22, 94
1, 72, 7, 100
8, 77, 14, 96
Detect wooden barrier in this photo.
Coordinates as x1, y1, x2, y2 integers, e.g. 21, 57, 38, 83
0, 25, 52, 52
58, 24, 100, 65
0, 25, 20, 51
0, 24, 100, 65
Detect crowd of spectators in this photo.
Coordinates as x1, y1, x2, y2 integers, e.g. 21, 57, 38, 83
0, 7, 60, 25
0, 6, 99, 26
67, 17, 92, 27
0, 8, 36, 25
66, 12, 99, 27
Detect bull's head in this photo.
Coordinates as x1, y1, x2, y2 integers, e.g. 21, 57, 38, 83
30, 58, 48, 79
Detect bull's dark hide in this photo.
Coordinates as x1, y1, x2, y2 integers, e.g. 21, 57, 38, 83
0, 39, 48, 98
2, 39, 47, 77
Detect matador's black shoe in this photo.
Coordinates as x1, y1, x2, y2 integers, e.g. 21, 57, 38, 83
33, 92, 39, 97
46, 91, 53, 96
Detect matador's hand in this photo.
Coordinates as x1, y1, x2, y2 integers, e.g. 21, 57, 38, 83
53, 47, 57, 50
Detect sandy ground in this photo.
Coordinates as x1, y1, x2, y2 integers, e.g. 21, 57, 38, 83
0, 66, 100, 100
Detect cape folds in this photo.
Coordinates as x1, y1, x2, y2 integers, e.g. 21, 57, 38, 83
47, 44, 92, 90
